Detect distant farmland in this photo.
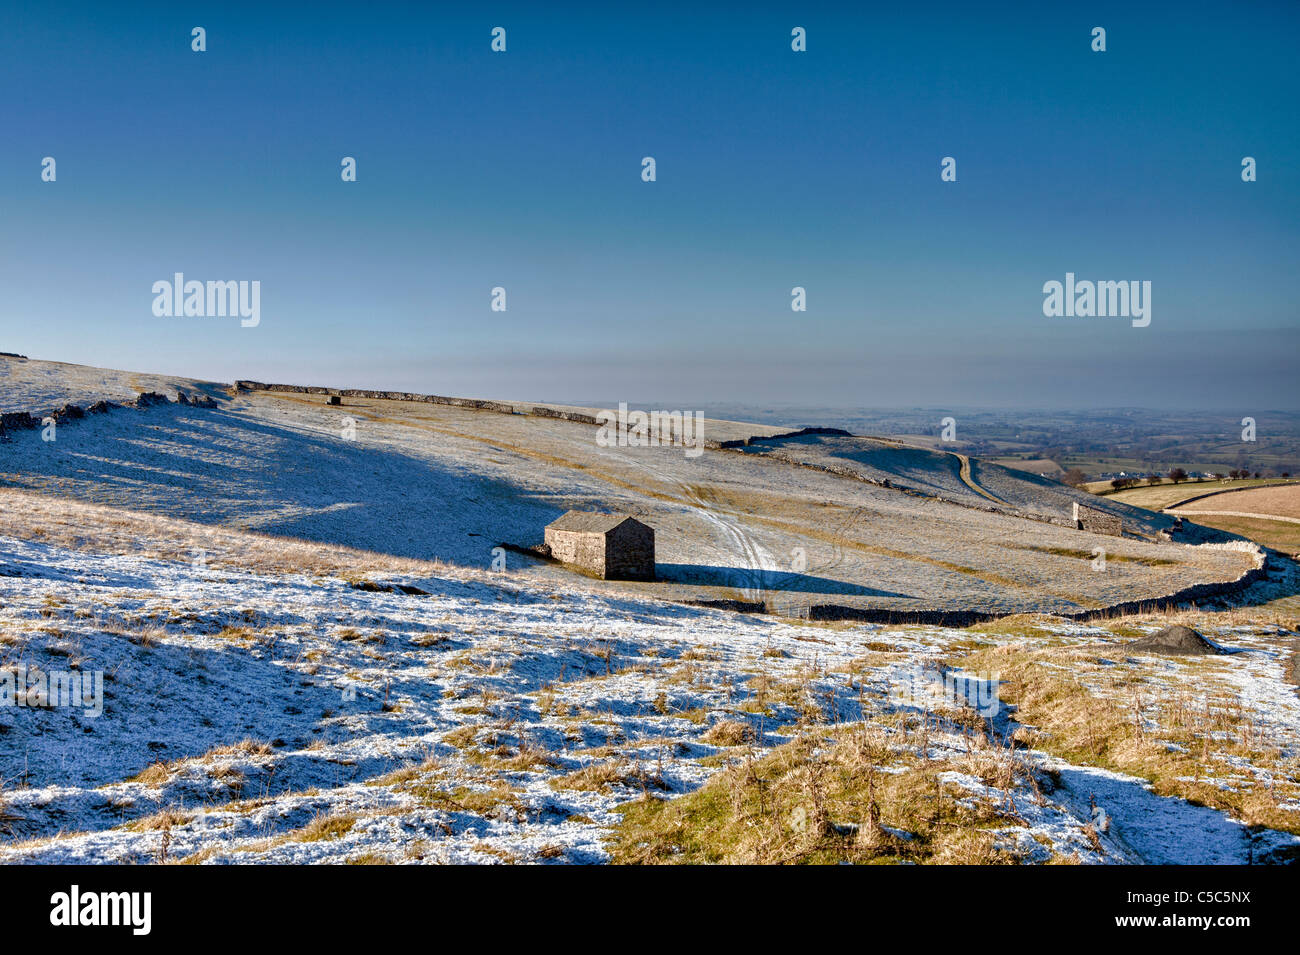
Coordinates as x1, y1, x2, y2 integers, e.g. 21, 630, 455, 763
1100, 478, 1298, 512
1164, 484, 1300, 554
1178, 484, 1300, 521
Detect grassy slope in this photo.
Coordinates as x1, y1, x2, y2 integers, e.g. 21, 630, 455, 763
609, 611, 1300, 865
607, 723, 1037, 865
956, 625, 1300, 838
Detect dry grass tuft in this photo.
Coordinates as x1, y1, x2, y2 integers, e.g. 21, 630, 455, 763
700, 719, 755, 747
551, 759, 667, 794
293, 812, 358, 843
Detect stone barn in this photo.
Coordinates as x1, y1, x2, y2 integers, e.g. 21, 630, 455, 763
1073, 501, 1123, 536
543, 512, 655, 581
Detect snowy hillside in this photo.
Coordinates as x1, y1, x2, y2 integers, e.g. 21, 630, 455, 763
1, 496, 1296, 864
2, 358, 1299, 865
0, 357, 1258, 619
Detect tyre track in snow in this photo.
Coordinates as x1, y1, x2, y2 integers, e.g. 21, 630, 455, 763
680, 482, 783, 603
595, 442, 785, 602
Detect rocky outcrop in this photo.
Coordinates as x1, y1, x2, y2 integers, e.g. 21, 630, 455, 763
1124, 625, 1223, 655
0, 411, 39, 435
175, 392, 218, 409
1, 391, 219, 439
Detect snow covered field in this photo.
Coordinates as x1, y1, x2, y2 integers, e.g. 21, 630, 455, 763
1, 495, 1297, 864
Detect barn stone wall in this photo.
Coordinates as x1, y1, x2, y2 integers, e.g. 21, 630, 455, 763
1073, 502, 1123, 536
604, 523, 655, 581
544, 528, 607, 576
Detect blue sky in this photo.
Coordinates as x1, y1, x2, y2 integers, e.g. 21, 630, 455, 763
1, 1, 1296, 409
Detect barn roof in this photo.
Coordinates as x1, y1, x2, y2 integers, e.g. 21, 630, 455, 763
546, 511, 645, 534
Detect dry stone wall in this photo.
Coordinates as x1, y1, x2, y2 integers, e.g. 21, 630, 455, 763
779, 541, 1269, 626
